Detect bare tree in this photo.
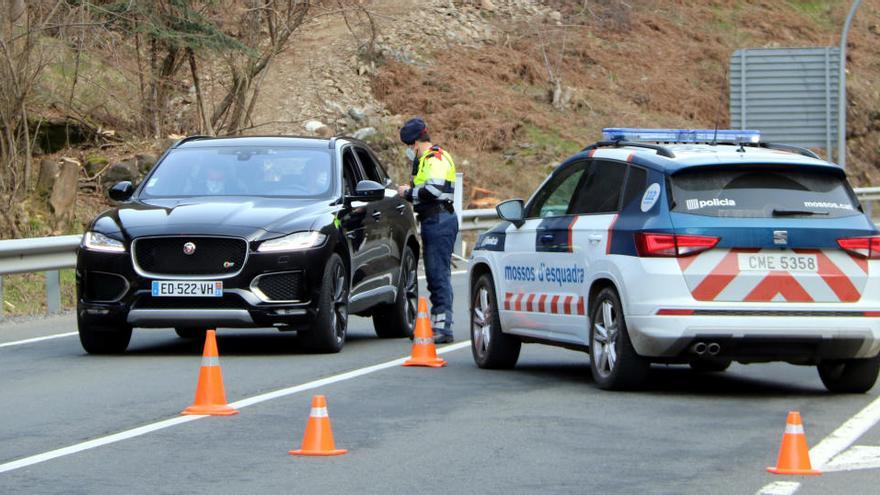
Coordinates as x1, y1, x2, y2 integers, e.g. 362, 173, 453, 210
210, 0, 310, 135
0, 1, 74, 235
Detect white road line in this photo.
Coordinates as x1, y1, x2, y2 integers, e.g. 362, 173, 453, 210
0, 271, 468, 349
809, 394, 880, 468
418, 269, 468, 281
756, 481, 801, 495
0, 340, 471, 474
0, 332, 78, 349
754, 394, 880, 495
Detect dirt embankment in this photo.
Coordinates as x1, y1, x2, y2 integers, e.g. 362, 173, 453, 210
370, 0, 880, 201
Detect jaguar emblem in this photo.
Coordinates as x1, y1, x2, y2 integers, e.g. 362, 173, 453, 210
183, 242, 197, 255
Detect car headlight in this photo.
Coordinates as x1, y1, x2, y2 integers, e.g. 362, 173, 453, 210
83, 231, 126, 253
257, 231, 327, 253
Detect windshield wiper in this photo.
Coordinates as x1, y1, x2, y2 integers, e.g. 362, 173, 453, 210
772, 209, 829, 217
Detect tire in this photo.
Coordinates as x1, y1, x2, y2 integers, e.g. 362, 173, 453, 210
175, 327, 207, 340
299, 253, 348, 353
372, 245, 418, 339
817, 356, 880, 393
588, 287, 649, 390
470, 273, 520, 369
78, 311, 132, 354
689, 359, 732, 373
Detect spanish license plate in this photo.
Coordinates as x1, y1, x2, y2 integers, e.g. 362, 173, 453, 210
151, 281, 223, 297
737, 253, 818, 272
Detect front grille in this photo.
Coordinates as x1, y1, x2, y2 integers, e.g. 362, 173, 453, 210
133, 294, 246, 310
85, 272, 128, 302
133, 236, 247, 277
253, 271, 306, 302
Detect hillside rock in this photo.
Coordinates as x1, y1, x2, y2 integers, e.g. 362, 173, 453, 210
37, 158, 58, 194
135, 154, 157, 174
101, 160, 138, 189
49, 158, 80, 227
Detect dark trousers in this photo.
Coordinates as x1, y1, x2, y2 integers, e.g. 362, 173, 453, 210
420, 210, 459, 336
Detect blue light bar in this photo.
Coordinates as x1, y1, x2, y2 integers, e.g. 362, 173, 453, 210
602, 128, 761, 144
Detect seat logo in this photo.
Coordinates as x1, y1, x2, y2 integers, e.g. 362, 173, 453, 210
183, 242, 196, 255
773, 231, 788, 245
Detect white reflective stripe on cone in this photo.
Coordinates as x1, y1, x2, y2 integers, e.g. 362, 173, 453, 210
418, 312, 429, 319
310, 407, 329, 418
201, 356, 220, 367
785, 423, 805, 435
413, 337, 434, 345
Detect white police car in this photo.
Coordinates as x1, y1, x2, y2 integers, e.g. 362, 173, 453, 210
468, 128, 880, 392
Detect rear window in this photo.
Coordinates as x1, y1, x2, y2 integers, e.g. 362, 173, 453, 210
670, 166, 860, 218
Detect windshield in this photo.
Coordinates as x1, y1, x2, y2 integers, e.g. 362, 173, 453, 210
139, 147, 334, 198
669, 166, 861, 218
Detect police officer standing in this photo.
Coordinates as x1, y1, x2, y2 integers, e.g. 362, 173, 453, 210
397, 118, 459, 344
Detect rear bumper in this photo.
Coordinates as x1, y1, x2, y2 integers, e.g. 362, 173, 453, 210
627, 314, 880, 362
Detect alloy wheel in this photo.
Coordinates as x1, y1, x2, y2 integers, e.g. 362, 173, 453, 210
472, 286, 492, 360
592, 300, 619, 379
404, 253, 418, 329
330, 263, 348, 344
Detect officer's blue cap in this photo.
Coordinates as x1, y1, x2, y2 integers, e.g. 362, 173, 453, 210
400, 118, 427, 145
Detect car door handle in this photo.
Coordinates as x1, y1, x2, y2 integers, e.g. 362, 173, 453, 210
589, 234, 603, 243
372, 211, 383, 220
539, 234, 555, 244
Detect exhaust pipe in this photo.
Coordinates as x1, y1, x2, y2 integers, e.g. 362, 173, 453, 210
707, 342, 721, 356
690, 342, 707, 355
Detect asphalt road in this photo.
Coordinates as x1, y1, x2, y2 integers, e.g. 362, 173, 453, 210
1, 272, 879, 494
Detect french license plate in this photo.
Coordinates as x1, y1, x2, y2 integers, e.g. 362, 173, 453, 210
737, 253, 818, 272
151, 281, 223, 297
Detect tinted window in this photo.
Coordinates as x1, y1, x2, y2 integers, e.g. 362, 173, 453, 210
569, 160, 627, 214
670, 166, 860, 218
621, 166, 648, 209
355, 148, 388, 184
527, 162, 587, 218
341, 148, 360, 195
141, 147, 333, 198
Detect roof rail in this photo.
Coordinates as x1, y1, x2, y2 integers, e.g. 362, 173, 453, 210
328, 136, 338, 149
751, 142, 822, 160
172, 135, 212, 148
582, 140, 675, 159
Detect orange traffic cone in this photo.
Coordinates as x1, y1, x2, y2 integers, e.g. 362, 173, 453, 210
403, 297, 447, 368
289, 395, 348, 456
181, 330, 239, 416
767, 411, 821, 475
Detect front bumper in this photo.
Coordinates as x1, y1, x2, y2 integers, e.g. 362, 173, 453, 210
77, 242, 333, 330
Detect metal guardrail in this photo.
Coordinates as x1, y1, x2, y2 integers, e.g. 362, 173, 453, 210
0, 235, 81, 318
2, 188, 880, 319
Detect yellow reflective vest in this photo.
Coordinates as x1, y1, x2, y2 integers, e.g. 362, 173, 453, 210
408, 146, 456, 212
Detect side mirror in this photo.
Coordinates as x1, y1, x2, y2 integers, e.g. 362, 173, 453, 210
496, 199, 525, 228
348, 179, 385, 202
109, 181, 134, 202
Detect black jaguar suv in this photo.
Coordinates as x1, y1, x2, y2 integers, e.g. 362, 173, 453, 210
77, 136, 420, 354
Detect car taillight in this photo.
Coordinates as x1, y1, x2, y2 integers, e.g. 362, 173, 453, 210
837, 236, 880, 259
635, 233, 719, 257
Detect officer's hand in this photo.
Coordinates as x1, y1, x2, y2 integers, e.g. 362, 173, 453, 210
397, 185, 410, 198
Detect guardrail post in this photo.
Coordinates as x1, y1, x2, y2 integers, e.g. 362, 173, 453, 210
865, 199, 874, 221
46, 270, 61, 314
0, 275, 4, 321
454, 172, 464, 257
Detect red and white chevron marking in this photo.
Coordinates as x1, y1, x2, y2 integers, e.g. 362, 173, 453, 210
679, 248, 869, 303
503, 292, 586, 316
